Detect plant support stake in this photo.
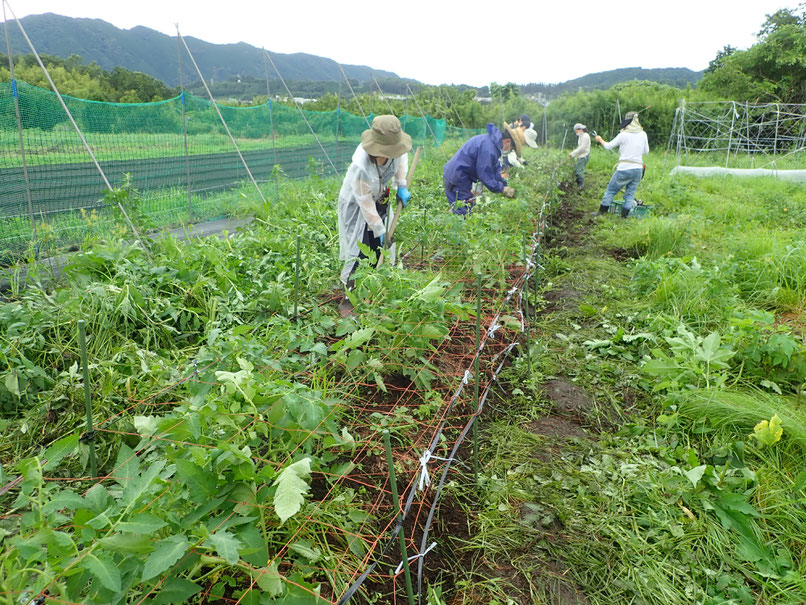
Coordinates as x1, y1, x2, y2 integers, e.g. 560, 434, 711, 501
294, 234, 300, 320
78, 320, 97, 478
383, 430, 415, 605
473, 273, 482, 484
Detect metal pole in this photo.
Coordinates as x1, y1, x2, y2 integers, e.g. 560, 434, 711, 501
265, 49, 341, 178
5, 2, 147, 249
677, 99, 686, 170
382, 430, 415, 605
473, 273, 482, 484
262, 48, 279, 201
78, 320, 97, 478
421, 207, 426, 264
405, 84, 446, 162
774, 103, 780, 164
533, 242, 539, 320
338, 63, 370, 127
177, 27, 267, 204
560, 128, 568, 153
523, 236, 531, 370
3, 3, 35, 245
371, 73, 396, 115
335, 80, 341, 162
726, 101, 736, 169
176, 29, 193, 222
542, 105, 548, 147
294, 234, 300, 320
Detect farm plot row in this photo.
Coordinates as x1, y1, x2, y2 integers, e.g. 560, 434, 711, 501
0, 147, 565, 603
438, 150, 806, 604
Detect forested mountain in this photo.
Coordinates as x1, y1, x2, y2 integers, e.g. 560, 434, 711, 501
0, 13, 400, 87
520, 67, 703, 98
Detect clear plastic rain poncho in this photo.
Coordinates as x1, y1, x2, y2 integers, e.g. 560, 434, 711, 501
338, 144, 408, 284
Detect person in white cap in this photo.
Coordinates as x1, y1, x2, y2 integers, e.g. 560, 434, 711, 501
569, 123, 591, 187
337, 114, 412, 315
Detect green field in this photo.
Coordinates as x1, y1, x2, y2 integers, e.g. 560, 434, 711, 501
1, 143, 805, 604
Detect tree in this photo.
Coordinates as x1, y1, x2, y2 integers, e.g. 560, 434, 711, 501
758, 4, 805, 38
489, 82, 520, 102
705, 45, 737, 74
699, 7, 806, 103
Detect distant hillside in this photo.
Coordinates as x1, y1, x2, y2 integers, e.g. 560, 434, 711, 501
521, 67, 704, 98
0, 13, 401, 87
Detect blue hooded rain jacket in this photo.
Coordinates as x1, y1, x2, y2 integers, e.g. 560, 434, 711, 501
443, 123, 507, 214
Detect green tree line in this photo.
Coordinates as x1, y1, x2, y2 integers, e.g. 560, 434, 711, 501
0, 53, 178, 103
4, 5, 806, 144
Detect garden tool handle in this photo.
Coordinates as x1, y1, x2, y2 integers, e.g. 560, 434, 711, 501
387, 146, 422, 243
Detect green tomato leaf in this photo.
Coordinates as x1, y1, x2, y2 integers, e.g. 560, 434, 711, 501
684, 465, 708, 488
152, 578, 203, 605
273, 458, 312, 524
141, 535, 189, 582
42, 433, 80, 471
4, 371, 20, 398
205, 531, 242, 565
175, 459, 217, 502
84, 553, 121, 592
255, 561, 284, 596
116, 513, 168, 534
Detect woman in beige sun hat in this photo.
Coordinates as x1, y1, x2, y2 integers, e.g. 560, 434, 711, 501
337, 115, 412, 310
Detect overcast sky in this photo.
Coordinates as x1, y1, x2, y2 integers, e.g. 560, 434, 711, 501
4, 0, 795, 86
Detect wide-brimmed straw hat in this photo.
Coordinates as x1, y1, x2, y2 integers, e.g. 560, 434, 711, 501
503, 123, 523, 157
361, 115, 412, 158
524, 128, 538, 148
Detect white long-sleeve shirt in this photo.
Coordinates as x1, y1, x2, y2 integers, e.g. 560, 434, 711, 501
602, 131, 649, 171
570, 132, 591, 158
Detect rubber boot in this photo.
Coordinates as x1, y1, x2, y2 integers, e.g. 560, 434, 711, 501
598, 204, 609, 214
576, 175, 584, 187
620, 205, 631, 218
339, 278, 356, 317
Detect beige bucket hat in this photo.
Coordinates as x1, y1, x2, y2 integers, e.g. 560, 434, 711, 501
524, 127, 538, 148
361, 115, 412, 158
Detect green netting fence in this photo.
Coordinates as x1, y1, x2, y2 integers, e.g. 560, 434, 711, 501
0, 81, 481, 259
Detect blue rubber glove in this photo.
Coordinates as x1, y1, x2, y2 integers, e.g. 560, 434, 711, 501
379, 233, 385, 246
396, 186, 411, 207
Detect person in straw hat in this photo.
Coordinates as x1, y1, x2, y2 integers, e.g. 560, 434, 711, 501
569, 123, 591, 187
594, 111, 649, 217
502, 122, 525, 169
443, 124, 516, 216
337, 115, 412, 314
504, 114, 539, 168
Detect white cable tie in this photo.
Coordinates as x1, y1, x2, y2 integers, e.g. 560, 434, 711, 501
508, 286, 518, 296
417, 451, 456, 492
462, 369, 471, 385
395, 542, 438, 576
487, 319, 501, 339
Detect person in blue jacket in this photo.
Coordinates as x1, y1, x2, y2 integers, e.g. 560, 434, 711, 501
443, 123, 516, 215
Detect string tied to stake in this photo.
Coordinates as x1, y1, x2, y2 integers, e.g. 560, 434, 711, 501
394, 542, 437, 576
417, 450, 455, 492
487, 318, 501, 339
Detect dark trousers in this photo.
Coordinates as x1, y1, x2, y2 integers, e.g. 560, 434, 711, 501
346, 200, 388, 288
